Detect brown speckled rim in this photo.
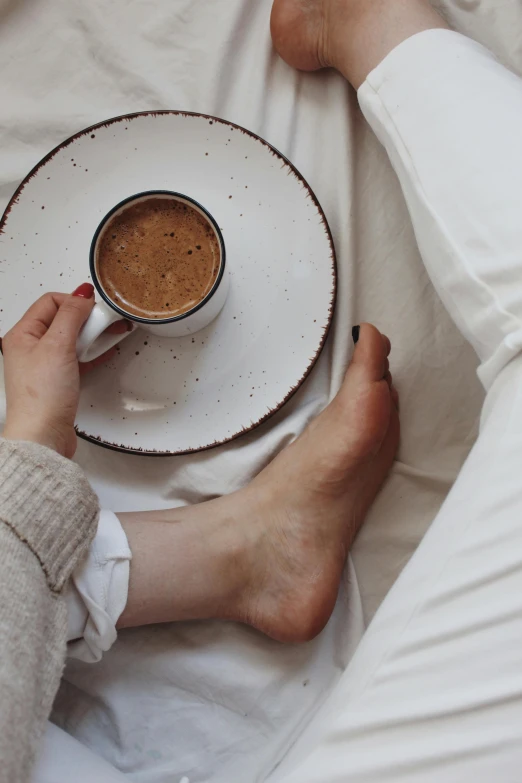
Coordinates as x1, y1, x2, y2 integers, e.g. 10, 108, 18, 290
0, 110, 337, 457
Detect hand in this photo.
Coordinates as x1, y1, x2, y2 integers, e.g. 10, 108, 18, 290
1, 284, 127, 458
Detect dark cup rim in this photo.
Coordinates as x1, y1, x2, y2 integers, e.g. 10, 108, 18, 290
89, 190, 226, 324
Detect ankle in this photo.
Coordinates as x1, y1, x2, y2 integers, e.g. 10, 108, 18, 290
117, 493, 255, 628
324, 0, 448, 88
199, 491, 258, 622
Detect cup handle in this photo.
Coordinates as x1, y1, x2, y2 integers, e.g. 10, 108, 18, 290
77, 301, 134, 363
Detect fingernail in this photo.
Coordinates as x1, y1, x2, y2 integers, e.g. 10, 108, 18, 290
352, 325, 360, 344
72, 283, 95, 298
126, 320, 134, 332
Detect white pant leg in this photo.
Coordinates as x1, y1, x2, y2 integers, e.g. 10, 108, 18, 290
278, 31, 522, 783
360, 30, 522, 392
66, 508, 131, 663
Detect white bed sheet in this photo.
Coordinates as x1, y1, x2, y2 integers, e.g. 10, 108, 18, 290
1, 0, 520, 780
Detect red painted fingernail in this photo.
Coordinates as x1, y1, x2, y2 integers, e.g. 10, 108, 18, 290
126, 321, 134, 332
72, 283, 95, 298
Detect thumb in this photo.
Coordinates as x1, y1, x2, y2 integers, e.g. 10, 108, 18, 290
46, 283, 95, 350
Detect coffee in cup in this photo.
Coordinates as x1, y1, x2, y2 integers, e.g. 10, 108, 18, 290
96, 197, 221, 320
76, 191, 228, 363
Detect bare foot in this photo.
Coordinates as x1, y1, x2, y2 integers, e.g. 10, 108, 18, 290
239, 323, 399, 642
118, 325, 399, 639
270, 0, 447, 88
270, 0, 353, 72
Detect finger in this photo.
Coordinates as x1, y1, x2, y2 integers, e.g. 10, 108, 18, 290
46, 284, 95, 349
105, 320, 133, 335
79, 347, 117, 375
8, 292, 68, 342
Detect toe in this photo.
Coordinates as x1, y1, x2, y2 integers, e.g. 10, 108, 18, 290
325, 323, 394, 460
382, 333, 391, 356
351, 323, 387, 383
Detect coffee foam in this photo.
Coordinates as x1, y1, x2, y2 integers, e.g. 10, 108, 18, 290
96, 197, 221, 319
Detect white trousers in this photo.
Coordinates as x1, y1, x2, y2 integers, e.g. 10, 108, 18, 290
64, 28, 522, 781
66, 509, 130, 663
275, 28, 522, 783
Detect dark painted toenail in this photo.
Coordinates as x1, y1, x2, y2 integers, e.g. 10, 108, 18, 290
352, 325, 360, 344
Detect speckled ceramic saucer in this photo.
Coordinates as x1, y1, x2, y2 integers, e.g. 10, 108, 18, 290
0, 112, 336, 455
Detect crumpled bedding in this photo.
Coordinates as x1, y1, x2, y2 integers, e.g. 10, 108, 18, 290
1, 0, 520, 780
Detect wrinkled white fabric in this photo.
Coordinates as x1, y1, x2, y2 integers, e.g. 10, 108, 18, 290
66, 509, 131, 663
0, 0, 520, 781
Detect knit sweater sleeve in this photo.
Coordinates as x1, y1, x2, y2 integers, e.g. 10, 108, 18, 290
0, 438, 99, 783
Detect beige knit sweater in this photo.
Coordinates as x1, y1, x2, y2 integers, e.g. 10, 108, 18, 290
0, 437, 99, 783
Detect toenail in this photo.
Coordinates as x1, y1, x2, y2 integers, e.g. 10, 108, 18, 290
352, 325, 360, 344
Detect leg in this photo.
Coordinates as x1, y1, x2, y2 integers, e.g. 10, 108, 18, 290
273, 0, 522, 388
68, 325, 399, 648
270, 1, 522, 781
271, 0, 447, 88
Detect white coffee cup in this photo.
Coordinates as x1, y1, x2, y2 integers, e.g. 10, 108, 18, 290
77, 190, 228, 363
